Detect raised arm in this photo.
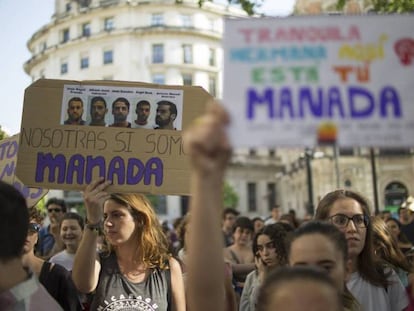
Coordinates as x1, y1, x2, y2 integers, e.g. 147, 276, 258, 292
184, 102, 232, 311
72, 178, 111, 293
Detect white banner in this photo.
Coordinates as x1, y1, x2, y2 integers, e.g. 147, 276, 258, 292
223, 15, 414, 148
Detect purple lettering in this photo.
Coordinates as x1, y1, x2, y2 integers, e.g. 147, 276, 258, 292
35, 152, 66, 183
247, 88, 274, 119
0, 161, 15, 179
144, 157, 163, 186
327, 87, 345, 118
349, 87, 374, 118
67, 154, 85, 184
107, 156, 125, 184
298, 88, 323, 117
380, 86, 401, 118
85, 156, 106, 183
126, 158, 145, 184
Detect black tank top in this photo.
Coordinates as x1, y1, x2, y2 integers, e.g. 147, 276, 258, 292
90, 252, 171, 311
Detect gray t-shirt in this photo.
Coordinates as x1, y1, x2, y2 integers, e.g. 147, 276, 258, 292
91, 252, 170, 311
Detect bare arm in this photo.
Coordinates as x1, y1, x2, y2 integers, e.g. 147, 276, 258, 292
185, 102, 231, 311
169, 257, 186, 311
72, 178, 110, 293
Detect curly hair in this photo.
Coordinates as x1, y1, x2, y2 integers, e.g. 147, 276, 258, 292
104, 193, 171, 269
253, 223, 290, 267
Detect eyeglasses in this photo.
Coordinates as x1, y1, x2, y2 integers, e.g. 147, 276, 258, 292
48, 208, 62, 213
28, 223, 41, 233
329, 213, 369, 229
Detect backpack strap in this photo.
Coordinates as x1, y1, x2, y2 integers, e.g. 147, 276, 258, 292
165, 267, 172, 311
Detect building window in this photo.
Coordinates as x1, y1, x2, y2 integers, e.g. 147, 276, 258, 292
269, 149, 276, 157
208, 76, 216, 97
180, 14, 192, 27
183, 44, 193, 64
151, 13, 164, 26
103, 50, 113, 64
249, 149, 257, 156
104, 17, 114, 31
247, 182, 257, 212
152, 44, 164, 63
80, 56, 89, 69
65, 3, 72, 12
40, 42, 47, 52
61, 28, 70, 43
60, 62, 68, 74
267, 183, 276, 211
182, 73, 192, 86
152, 74, 165, 84
82, 23, 91, 37
152, 195, 167, 215
209, 48, 216, 66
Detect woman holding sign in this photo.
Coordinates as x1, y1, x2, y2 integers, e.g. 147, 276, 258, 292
72, 180, 185, 311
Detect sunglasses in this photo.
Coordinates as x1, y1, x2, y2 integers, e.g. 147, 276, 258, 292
28, 223, 41, 233
48, 208, 62, 213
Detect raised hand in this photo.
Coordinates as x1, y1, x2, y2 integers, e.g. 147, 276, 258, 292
184, 101, 232, 175
83, 177, 111, 224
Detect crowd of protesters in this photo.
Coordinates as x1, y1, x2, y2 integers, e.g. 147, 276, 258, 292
2, 102, 414, 310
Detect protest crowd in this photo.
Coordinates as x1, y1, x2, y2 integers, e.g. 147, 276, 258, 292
0, 102, 413, 311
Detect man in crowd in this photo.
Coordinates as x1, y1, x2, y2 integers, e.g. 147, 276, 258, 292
222, 207, 239, 247
265, 204, 281, 225
36, 198, 67, 259
89, 96, 108, 126
134, 100, 154, 129
0, 181, 62, 309
110, 97, 131, 127
64, 97, 86, 125
155, 100, 177, 130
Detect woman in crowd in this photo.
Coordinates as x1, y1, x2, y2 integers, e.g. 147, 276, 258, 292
223, 216, 255, 296
22, 207, 82, 311
50, 212, 84, 271
372, 216, 413, 287
288, 220, 361, 310
386, 217, 413, 255
239, 223, 290, 311
256, 266, 344, 311
314, 189, 408, 311
72, 184, 186, 310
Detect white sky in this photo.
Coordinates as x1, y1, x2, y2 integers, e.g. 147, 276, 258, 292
0, 0, 295, 136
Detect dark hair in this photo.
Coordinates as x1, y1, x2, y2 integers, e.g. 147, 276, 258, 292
157, 100, 177, 115
315, 189, 389, 288
257, 266, 342, 311
45, 197, 67, 213
290, 221, 348, 262
68, 97, 83, 107
289, 220, 360, 310
61, 212, 85, 230
112, 97, 130, 110
222, 207, 239, 220
0, 181, 29, 261
253, 223, 290, 266
252, 217, 264, 224
136, 100, 150, 109
232, 216, 254, 234
385, 217, 412, 244
91, 96, 107, 109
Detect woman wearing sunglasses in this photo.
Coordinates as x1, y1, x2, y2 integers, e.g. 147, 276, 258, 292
314, 190, 408, 311
21, 207, 82, 311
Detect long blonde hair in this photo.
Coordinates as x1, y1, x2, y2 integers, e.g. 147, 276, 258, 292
104, 193, 170, 269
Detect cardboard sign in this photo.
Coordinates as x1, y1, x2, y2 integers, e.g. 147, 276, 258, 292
16, 79, 212, 195
0, 135, 48, 207
223, 15, 414, 148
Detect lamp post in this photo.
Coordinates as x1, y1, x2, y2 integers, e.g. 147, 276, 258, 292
304, 148, 314, 215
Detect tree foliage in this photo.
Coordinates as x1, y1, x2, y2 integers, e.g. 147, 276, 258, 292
187, 0, 263, 16
0, 126, 7, 141
223, 181, 239, 208
337, 0, 414, 12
